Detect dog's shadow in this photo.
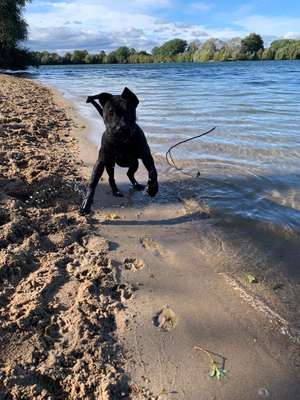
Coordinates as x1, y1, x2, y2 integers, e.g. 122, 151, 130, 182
92, 173, 208, 225
94, 171, 300, 235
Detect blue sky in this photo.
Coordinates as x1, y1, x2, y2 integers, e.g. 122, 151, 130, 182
24, 1, 300, 52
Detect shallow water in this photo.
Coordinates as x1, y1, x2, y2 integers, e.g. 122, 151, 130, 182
32, 61, 300, 232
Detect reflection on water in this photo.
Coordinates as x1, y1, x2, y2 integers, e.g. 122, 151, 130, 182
31, 61, 300, 232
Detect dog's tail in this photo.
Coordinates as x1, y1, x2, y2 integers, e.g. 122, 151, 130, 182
86, 97, 103, 118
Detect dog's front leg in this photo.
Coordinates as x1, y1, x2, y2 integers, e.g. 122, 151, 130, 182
127, 159, 145, 190
142, 154, 158, 197
106, 163, 124, 197
80, 158, 105, 214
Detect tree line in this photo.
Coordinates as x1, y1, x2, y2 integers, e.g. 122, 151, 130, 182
0, 0, 299, 70
31, 35, 300, 66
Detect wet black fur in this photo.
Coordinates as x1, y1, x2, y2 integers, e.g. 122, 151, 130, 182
80, 87, 158, 215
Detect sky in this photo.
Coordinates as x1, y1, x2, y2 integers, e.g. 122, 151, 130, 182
24, 0, 300, 53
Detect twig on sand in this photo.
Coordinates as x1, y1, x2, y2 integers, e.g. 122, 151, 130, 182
194, 346, 227, 381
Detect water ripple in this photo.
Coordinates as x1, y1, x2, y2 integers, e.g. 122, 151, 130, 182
34, 61, 300, 232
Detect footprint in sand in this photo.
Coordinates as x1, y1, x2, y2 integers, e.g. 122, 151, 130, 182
139, 237, 167, 257
124, 258, 145, 271
154, 306, 177, 331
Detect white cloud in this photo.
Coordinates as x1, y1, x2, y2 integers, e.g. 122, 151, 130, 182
131, 0, 172, 9
26, 1, 156, 32
24, 1, 300, 52
283, 32, 300, 40
26, 21, 217, 53
189, 2, 214, 12
235, 15, 300, 37
26, 26, 114, 52
24, 1, 201, 51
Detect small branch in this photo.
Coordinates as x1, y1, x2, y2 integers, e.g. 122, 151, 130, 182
194, 345, 227, 380
194, 346, 215, 366
165, 126, 217, 174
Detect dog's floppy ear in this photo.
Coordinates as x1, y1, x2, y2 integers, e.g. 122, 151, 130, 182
98, 92, 113, 107
121, 87, 139, 108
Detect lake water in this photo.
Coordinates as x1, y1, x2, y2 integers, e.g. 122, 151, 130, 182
32, 61, 300, 233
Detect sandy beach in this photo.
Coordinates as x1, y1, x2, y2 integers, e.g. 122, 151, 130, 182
0, 75, 131, 399
0, 74, 299, 399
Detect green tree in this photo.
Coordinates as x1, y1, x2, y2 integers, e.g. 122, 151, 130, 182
256, 48, 264, 60
270, 39, 293, 52
110, 46, 131, 63
241, 33, 264, 54
49, 52, 62, 64
71, 50, 88, 64
0, 0, 33, 69
128, 51, 153, 64
152, 38, 187, 61
105, 52, 117, 64
261, 48, 275, 60
274, 47, 289, 60
97, 50, 106, 64
176, 52, 192, 62
84, 53, 99, 64
63, 52, 72, 64
270, 39, 300, 60
213, 47, 232, 61
0, 0, 28, 47
26, 34, 300, 67
201, 39, 216, 61
40, 51, 50, 64
41, 51, 51, 64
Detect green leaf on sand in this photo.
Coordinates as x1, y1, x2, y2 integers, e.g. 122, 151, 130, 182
245, 273, 257, 284
209, 364, 227, 380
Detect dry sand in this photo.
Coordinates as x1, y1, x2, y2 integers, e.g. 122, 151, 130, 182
0, 74, 299, 400
0, 75, 131, 399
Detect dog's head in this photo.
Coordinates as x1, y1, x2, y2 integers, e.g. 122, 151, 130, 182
98, 87, 139, 141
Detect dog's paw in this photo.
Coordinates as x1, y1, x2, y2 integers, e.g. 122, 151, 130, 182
79, 206, 90, 215
147, 181, 158, 197
133, 183, 145, 191
80, 205, 91, 215
113, 191, 124, 198
80, 198, 92, 215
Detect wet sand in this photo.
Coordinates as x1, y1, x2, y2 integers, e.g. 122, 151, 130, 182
81, 158, 300, 399
0, 74, 299, 399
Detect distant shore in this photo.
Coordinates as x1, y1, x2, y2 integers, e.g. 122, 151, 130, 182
30, 55, 300, 67
29, 37, 300, 67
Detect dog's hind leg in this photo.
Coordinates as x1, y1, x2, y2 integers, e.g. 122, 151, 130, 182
80, 158, 105, 214
127, 159, 145, 191
106, 163, 124, 197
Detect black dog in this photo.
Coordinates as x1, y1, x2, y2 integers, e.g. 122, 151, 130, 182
80, 87, 158, 215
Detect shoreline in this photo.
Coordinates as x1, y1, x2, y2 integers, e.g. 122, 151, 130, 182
58, 82, 300, 342
1, 74, 299, 399
31, 61, 300, 241
26, 57, 300, 68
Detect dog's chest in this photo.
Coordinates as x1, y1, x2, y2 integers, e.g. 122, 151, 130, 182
115, 152, 135, 167
115, 143, 137, 167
